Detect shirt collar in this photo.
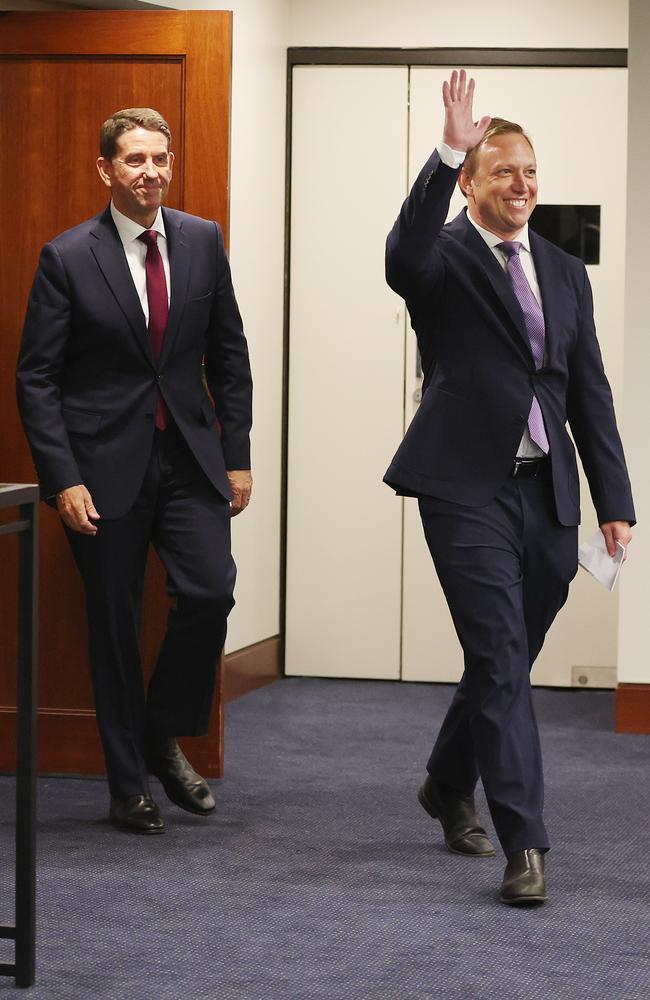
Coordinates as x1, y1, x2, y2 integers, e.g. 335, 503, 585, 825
110, 202, 167, 246
466, 210, 531, 253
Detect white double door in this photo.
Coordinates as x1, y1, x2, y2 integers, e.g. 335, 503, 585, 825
285, 64, 627, 684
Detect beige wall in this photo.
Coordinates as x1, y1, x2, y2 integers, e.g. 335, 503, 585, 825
5, 0, 638, 664
619, 0, 649, 685
287, 0, 633, 680
288, 0, 628, 48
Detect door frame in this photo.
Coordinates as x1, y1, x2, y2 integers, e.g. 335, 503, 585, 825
281, 46, 628, 676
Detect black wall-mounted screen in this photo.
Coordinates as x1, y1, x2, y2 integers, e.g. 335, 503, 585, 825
529, 205, 600, 264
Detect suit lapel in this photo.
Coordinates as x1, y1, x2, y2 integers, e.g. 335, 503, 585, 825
160, 208, 190, 367
529, 231, 563, 364
90, 208, 153, 365
452, 211, 534, 362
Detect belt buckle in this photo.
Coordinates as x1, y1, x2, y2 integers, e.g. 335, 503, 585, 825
512, 458, 539, 479
510, 458, 539, 479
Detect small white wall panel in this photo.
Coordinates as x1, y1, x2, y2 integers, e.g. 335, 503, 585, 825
285, 67, 408, 678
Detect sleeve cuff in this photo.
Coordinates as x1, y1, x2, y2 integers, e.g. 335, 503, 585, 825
437, 142, 466, 169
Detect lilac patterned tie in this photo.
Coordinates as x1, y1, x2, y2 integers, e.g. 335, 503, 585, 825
497, 241, 549, 453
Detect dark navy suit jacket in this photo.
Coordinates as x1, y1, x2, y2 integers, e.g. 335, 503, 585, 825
17, 205, 252, 518
384, 151, 635, 528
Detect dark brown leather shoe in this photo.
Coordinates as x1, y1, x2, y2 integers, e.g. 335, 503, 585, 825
500, 849, 547, 905
146, 737, 216, 816
417, 774, 495, 856
109, 794, 165, 834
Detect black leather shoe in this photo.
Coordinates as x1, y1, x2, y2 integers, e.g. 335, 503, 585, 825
109, 795, 165, 834
500, 849, 547, 905
146, 737, 216, 815
417, 774, 496, 856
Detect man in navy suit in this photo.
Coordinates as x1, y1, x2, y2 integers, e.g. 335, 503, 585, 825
384, 72, 634, 903
17, 108, 253, 835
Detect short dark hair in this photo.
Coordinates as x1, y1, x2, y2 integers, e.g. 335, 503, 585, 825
458, 118, 535, 198
99, 108, 172, 160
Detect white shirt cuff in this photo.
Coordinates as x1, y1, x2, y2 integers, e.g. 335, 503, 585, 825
437, 142, 466, 169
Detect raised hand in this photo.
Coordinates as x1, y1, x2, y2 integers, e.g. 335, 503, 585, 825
442, 69, 491, 153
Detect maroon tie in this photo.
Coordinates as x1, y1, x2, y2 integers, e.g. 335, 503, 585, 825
138, 229, 169, 430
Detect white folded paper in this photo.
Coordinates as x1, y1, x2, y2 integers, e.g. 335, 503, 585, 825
578, 530, 626, 592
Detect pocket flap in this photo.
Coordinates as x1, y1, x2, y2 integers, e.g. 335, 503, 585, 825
62, 406, 102, 436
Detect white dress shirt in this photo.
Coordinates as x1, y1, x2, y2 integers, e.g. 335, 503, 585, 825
109, 202, 171, 323
437, 143, 545, 458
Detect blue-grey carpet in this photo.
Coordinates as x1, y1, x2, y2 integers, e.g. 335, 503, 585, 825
0, 679, 648, 999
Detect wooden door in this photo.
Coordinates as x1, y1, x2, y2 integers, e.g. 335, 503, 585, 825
0, 11, 232, 776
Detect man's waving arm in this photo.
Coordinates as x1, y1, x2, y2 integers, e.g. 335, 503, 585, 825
386, 70, 491, 300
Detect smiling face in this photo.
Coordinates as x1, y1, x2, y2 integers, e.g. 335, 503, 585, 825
460, 132, 537, 240
96, 127, 174, 227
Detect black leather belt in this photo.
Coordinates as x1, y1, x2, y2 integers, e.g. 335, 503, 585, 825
510, 457, 547, 479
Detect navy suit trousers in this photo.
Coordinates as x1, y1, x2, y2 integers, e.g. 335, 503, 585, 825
418, 464, 578, 855
66, 423, 235, 799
